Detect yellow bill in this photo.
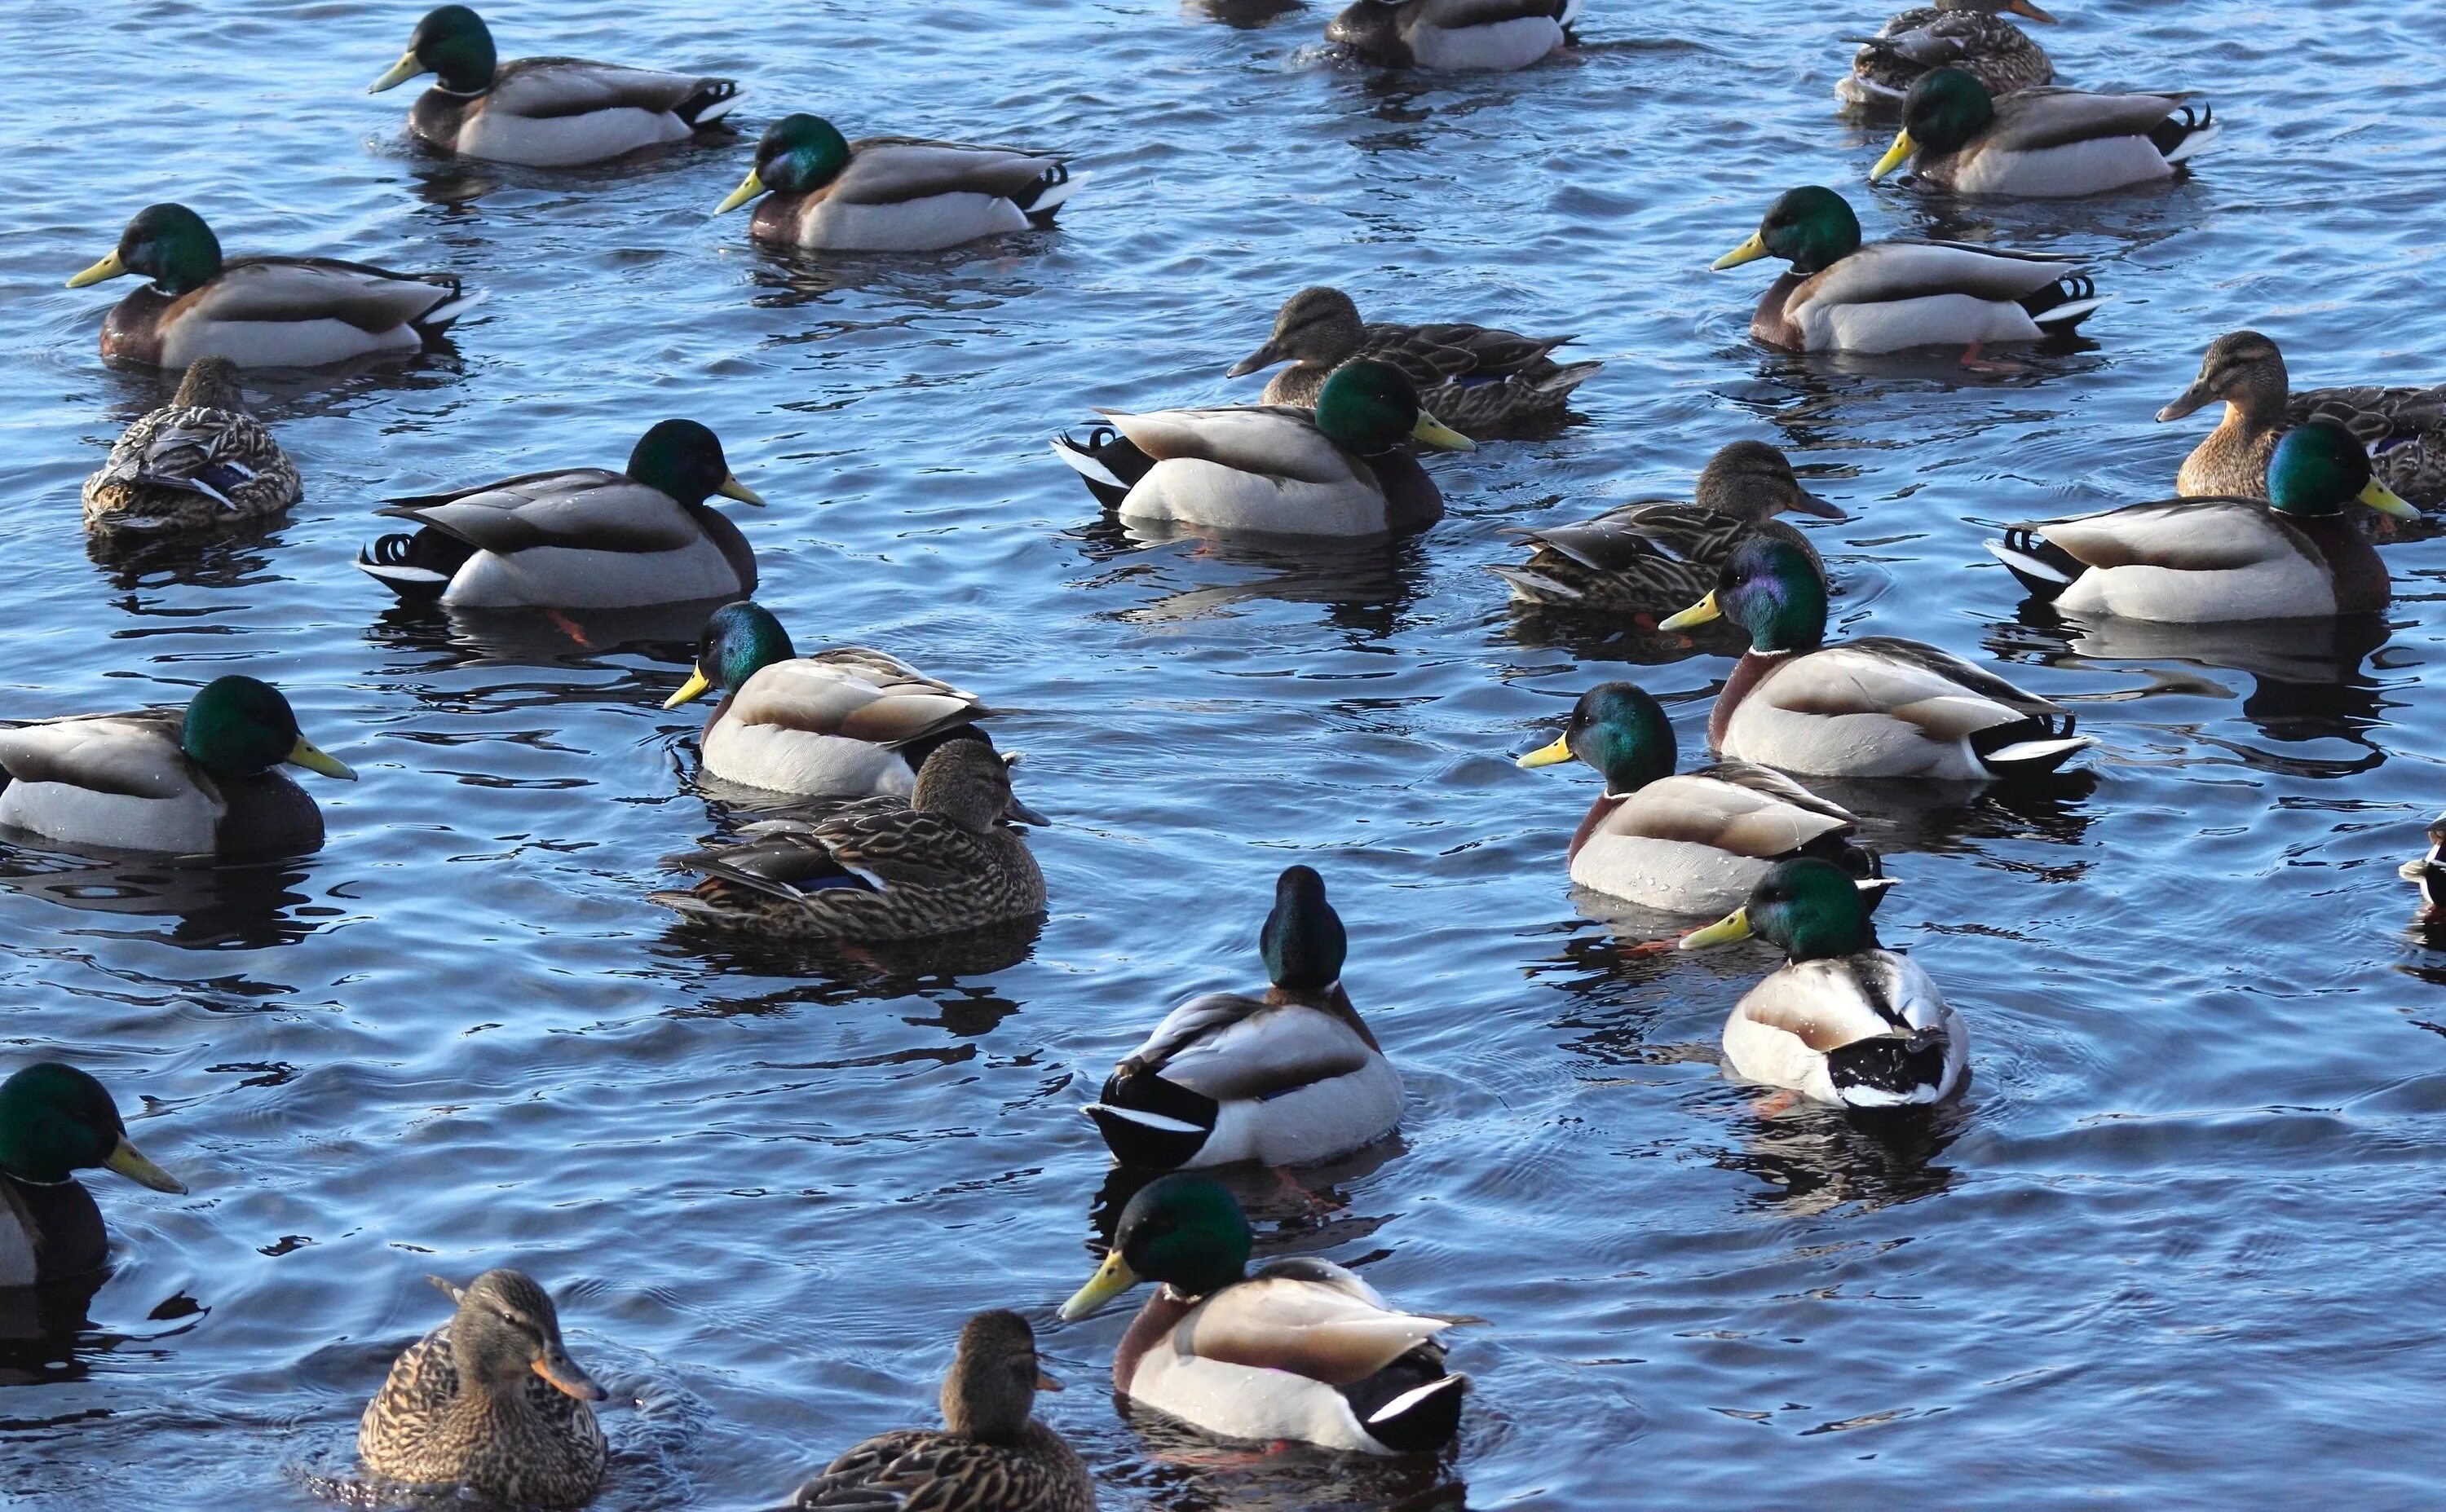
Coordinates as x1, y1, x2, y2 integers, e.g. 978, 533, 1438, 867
287, 737, 357, 781
1711, 232, 1768, 271
1679, 906, 1754, 951
663, 668, 714, 710
717, 474, 766, 506
368, 51, 426, 93
2360, 478, 2419, 520
65, 249, 130, 289
1411, 411, 1475, 452
1658, 590, 1722, 631
1869, 130, 1917, 183
2010, 0, 2059, 21
105, 1135, 188, 1194
1057, 1249, 1140, 1321
713, 170, 767, 217
1517, 734, 1574, 769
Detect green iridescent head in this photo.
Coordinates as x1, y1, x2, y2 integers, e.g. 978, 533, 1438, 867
1058, 1173, 1253, 1319
1259, 865, 1347, 991
1713, 187, 1862, 279
183, 677, 355, 783
0, 1063, 185, 1192
626, 420, 763, 509
1673, 533, 1829, 654
1314, 360, 1476, 456
665, 601, 794, 709
369, 6, 498, 95
2267, 420, 2418, 521
66, 204, 223, 297
1517, 682, 1676, 794
714, 115, 854, 214
1683, 857, 1879, 963
1875, 68, 1995, 179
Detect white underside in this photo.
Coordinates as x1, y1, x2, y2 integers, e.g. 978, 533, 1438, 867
700, 721, 915, 798
1721, 968, 1968, 1107
793, 195, 1031, 252
1953, 137, 2173, 197
0, 779, 220, 854
439, 538, 748, 609
160, 319, 421, 371
1800, 294, 2044, 354
1412, 17, 1565, 71
1570, 835, 1771, 917
0, 1210, 38, 1286
1127, 1348, 1393, 1453
1721, 701, 1990, 780
1188, 1056, 1403, 1168
1119, 460, 1389, 536
2055, 558, 2337, 623
453, 107, 691, 167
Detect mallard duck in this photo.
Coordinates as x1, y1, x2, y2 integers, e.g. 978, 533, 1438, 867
649, 743, 1048, 941
1084, 866, 1400, 1171
1681, 858, 1968, 1109
2401, 816, 2446, 920
1491, 440, 1840, 615
65, 203, 483, 369
1711, 186, 2103, 355
712, 113, 1081, 253
664, 602, 999, 799
1988, 421, 2417, 622
355, 419, 762, 609
81, 357, 300, 536
1838, 0, 2056, 112
369, 4, 740, 168
1050, 360, 1473, 536
1058, 1174, 1466, 1454
0, 675, 355, 856
2158, 331, 2446, 510
1869, 69, 2219, 196
358, 1269, 608, 1508
1516, 682, 1883, 915
1225, 286, 1600, 441
787, 1311, 1092, 1512
0, 1063, 184, 1288
1660, 533, 2091, 779
1325, 0, 1580, 71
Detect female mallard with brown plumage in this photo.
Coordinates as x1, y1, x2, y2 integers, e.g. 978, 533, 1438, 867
2158, 331, 2446, 510
358, 1269, 609, 1508
0, 1063, 185, 1288
787, 1311, 1093, 1512
1838, 0, 2057, 112
82, 358, 299, 536
1226, 286, 1600, 440
712, 114, 1082, 253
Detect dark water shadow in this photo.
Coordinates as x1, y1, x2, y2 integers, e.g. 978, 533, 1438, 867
1186, 0, 1309, 26
0, 1273, 206, 1389
1067, 521, 1433, 644
83, 518, 290, 594
364, 599, 710, 683
1714, 1095, 1967, 1217
0, 840, 333, 950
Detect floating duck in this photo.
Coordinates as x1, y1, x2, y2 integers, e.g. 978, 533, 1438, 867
2159, 332, 2446, 510
713, 114, 1081, 253
1869, 68, 2219, 196
1839, 0, 2057, 112
0, 1063, 185, 1287
82, 358, 300, 536
1325, 0, 1582, 71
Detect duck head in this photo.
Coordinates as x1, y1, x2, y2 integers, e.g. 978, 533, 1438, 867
1659, 532, 1829, 653
1314, 359, 1473, 456
1517, 682, 1676, 795
183, 677, 355, 783
714, 114, 854, 215
433, 1269, 606, 1402
1681, 857, 1879, 962
665, 602, 794, 710
626, 419, 764, 508
912, 743, 1050, 831
1227, 287, 1366, 377
68, 204, 223, 297
2156, 331, 2289, 425
1059, 1172, 1252, 1319
940, 1309, 1060, 1444
1712, 187, 1861, 279
0, 1063, 185, 1192
2267, 420, 2416, 521
1260, 865, 1347, 991
1873, 68, 1995, 181
1695, 440, 1843, 522
369, 6, 497, 95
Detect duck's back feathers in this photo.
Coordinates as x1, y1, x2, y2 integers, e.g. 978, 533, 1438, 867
1842, 8, 2051, 109
753, 139, 1076, 252
1608, 764, 1857, 857
790, 1422, 1092, 1511
1726, 637, 2085, 778
1769, 241, 2095, 353
0, 710, 192, 800
1993, 496, 2371, 620
106, 257, 479, 369
1924, 88, 2212, 196
358, 1323, 607, 1505
1092, 406, 1427, 536
1101, 406, 1358, 485
378, 469, 699, 551
1261, 320, 1600, 438
484, 58, 740, 122
834, 139, 1074, 206
1496, 507, 1814, 615
1177, 1263, 1450, 1386
82, 375, 298, 535
651, 806, 1044, 941
1723, 951, 1965, 1108
363, 469, 754, 608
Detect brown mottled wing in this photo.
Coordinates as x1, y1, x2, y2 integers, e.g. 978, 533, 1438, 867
188, 258, 462, 333
793, 1426, 1092, 1512
376, 470, 702, 553
810, 807, 991, 891
0, 708, 193, 800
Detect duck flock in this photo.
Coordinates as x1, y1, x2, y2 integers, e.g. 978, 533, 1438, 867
10, 1, 2446, 1507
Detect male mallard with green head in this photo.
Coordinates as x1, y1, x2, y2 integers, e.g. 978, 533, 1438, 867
66, 204, 482, 369
2159, 331, 2446, 510
82, 357, 301, 536
369, 4, 740, 167
1869, 68, 2219, 197
712, 114, 1081, 253
359, 1269, 609, 1508
1839, 0, 2057, 112
0, 1063, 185, 1288
1325, 0, 1581, 71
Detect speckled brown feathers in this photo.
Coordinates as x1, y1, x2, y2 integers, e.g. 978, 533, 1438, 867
2164, 331, 2446, 510
81, 358, 299, 536
1839, 2, 2055, 111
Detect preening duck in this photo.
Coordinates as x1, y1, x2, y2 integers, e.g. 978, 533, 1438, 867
82, 358, 299, 536
786, 1311, 1093, 1512
65, 204, 482, 369
1051, 360, 1474, 536
1058, 1174, 1467, 1454
1682, 858, 1968, 1109
1325, 0, 1582, 72
1989, 421, 2417, 622
1839, 0, 2057, 112
355, 419, 762, 610
0, 1063, 185, 1288
1661, 533, 2091, 779
1869, 68, 2219, 197
0, 675, 355, 856
2159, 331, 2446, 510
369, 4, 740, 167
1226, 285, 1600, 440
713, 113, 1081, 253
1517, 682, 1882, 916
1084, 866, 1401, 1171
1711, 186, 2102, 355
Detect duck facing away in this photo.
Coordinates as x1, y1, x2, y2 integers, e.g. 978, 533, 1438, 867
1989, 421, 2417, 622
713, 113, 1081, 253
788, 1311, 1093, 1512
0, 1063, 185, 1288
1661, 534, 2091, 780
1493, 440, 1840, 615
1227, 286, 1600, 441
369, 4, 740, 167
1870, 68, 2219, 197
1052, 360, 1474, 536
1839, 0, 2057, 112
665, 602, 998, 799
650, 743, 1049, 941
2402, 816, 2446, 923
356, 419, 762, 609
1682, 858, 1967, 1109
1085, 866, 1402, 1171
1059, 1175, 1467, 1454
358, 1270, 608, 1508
1517, 682, 1882, 916
66, 203, 482, 369
0, 675, 355, 856
2159, 331, 2446, 510
1326, 0, 1581, 72
1713, 185, 2102, 355
82, 358, 300, 536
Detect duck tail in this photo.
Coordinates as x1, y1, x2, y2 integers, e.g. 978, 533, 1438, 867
1346, 1355, 1468, 1453
678, 78, 742, 126
1985, 529, 2082, 601
2019, 274, 2105, 331
1829, 1033, 1954, 1111
1975, 704, 2094, 776
2152, 103, 2219, 164
416, 285, 489, 333
1531, 359, 1605, 397
355, 527, 475, 601
1017, 164, 1086, 219
1050, 425, 1153, 509
1083, 1069, 1217, 1169
1486, 562, 1586, 607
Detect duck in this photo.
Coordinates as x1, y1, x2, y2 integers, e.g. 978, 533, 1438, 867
786, 1311, 1092, 1512
649, 742, 1048, 941
1050, 360, 1474, 537
2401, 816, 2446, 921
2158, 331, 2446, 510
358, 1269, 609, 1508
81, 357, 300, 536
1057, 1173, 1467, 1454
1660, 533, 2091, 779
1491, 440, 1840, 615
664, 602, 999, 799
0, 675, 356, 856
65, 203, 483, 369
712, 113, 1082, 253
1324, 0, 1581, 72
1516, 682, 1883, 915
1838, 0, 2057, 112
0, 1063, 185, 1288
1711, 185, 2103, 355
368, 4, 740, 168
355, 419, 762, 609
1084, 866, 1401, 1171
1988, 421, 2417, 622
1680, 858, 1969, 1109
1869, 68, 2219, 196
1225, 286, 1600, 441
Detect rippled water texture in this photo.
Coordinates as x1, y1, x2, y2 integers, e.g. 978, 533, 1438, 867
7, 0, 2446, 1505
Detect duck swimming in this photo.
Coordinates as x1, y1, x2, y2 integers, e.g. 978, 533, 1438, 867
82, 357, 300, 536
1839, 0, 2056, 111
1869, 68, 2219, 197
2159, 331, 2446, 510
0, 1063, 185, 1288
713, 113, 1081, 253
1325, 0, 1582, 72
